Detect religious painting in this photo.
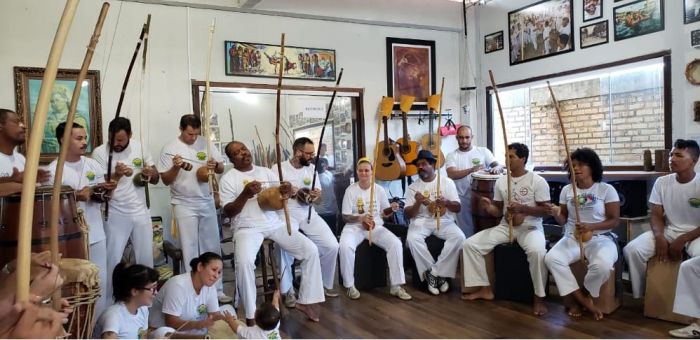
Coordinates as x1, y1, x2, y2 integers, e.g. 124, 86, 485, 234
583, 0, 604, 21
686, 0, 700, 24
613, 0, 664, 41
485, 31, 505, 54
13, 67, 103, 163
224, 41, 337, 81
386, 37, 436, 110
580, 20, 609, 48
508, 0, 574, 66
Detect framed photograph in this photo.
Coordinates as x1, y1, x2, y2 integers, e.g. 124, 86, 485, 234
580, 21, 609, 48
508, 0, 574, 66
386, 37, 436, 110
613, 0, 664, 41
13, 67, 103, 163
584, 0, 604, 21
686, 0, 700, 24
225, 41, 336, 81
484, 31, 505, 53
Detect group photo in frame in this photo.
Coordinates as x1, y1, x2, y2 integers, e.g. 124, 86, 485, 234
386, 37, 436, 109
485, 31, 505, 54
613, 0, 665, 41
580, 20, 609, 48
508, 0, 574, 65
686, 0, 700, 24
224, 41, 337, 81
13, 66, 103, 163
583, 0, 604, 21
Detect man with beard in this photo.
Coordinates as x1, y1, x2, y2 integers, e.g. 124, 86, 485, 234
93, 117, 159, 302
624, 139, 700, 300
273, 138, 339, 305
462, 143, 550, 316
0, 108, 50, 194
446, 125, 500, 236
44, 122, 116, 321
219, 141, 324, 325
405, 150, 466, 296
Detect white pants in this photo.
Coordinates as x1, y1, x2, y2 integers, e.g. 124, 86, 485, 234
674, 257, 700, 319
623, 229, 700, 298
339, 224, 405, 288
545, 234, 618, 297
456, 193, 475, 237
234, 225, 324, 319
173, 201, 222, 292
104, 211, 154, 303
279, 210, 338, 293
407, 220, 465, 279
90, 239, 108, 322
462, 223, 548, 297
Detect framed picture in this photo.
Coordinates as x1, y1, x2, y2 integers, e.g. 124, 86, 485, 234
386, 37, 436, 110
13, 67, 103, 163
580, 21, 609, 48
508, 0, 574, 66
484, 31, 505, 53
584, 0, 604, 21
224, 41, 336, 81
686, 0, 700, 24
613, 0, 664, 41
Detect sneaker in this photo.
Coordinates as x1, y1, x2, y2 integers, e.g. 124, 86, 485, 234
284, 289, 297, 308
346, 286, 361, 300
424, 270, 439, 296
217, 292, 233, 304
390, 285, 412, 300
437, 277, 449, 293
324, 288, 339, 298
669, 322, 700, 338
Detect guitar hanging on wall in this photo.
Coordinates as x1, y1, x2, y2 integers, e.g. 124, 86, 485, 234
375, 104, 405, 181
421, 106, 445, 167
396, 95, 419, 176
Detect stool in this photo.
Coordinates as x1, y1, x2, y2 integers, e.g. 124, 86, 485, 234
615, 215, 650, 246
163, 240, 184, 275
339, 239, 388, 290
494, 243, 535, 303
256, 239, 278, 302
570, 261, 621, 314
644, 258, 695, 324
410, 235, 446, 289
457, 250, 494, 294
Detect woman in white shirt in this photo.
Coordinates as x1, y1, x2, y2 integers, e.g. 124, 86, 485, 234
544, 148, 620, 321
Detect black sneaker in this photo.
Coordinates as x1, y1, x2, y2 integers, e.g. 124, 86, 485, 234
424, 270, 439, 295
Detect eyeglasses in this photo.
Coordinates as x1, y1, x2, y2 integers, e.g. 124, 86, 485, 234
139, 285, 158, 293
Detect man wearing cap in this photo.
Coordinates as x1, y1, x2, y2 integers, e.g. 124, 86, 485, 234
405, 150, 466, 295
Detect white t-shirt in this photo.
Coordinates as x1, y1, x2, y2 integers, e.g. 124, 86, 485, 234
237, 322, 281, 340
405, 176, 460, 227
44, 157, 106, 245
92, 139, 154, 215
341, 182, 390, 229
219, 166, 283, 230
0, 149, 25, 178
493, 171, 550, 227
94, 302, 149, 339
272, 160, 320, 216
149, 273, 219, 336
445, 146, 496, 197
649, 173, 700, 234
157, 136, 223, 205
315, 171, 338, 215
560, 182, 619, 236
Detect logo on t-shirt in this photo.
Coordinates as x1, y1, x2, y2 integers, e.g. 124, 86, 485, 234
137, 328, 146, 339
303, 177, 311, 186
197, 303, 207, 316
689, 198, 700, 208
356, 197, 365, 214
471, 158, 481, 166
196, 151, 207, 161
86, 171, 95, 181
267, 330, 280, 339
576, 193, 595, 207
132, 158, 143, 168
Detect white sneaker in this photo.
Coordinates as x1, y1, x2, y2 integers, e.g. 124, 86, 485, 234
284, 289, 297, 308
346, 286, 361, 300
424, 270, 440, 296
669, 322, 700, 338
438, 277, 449, 293
390, 285, 412, 300
217, 292, 233, 304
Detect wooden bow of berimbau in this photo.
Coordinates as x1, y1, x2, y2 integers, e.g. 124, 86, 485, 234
275, 33, 292, 236
135, 14, 153, 208
426, 78, 446, 231
488, 70, 514, 243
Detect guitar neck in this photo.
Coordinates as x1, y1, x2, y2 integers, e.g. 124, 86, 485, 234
402, 111, 410, 145
383, 116, 390, 151
428, 111, 434, 147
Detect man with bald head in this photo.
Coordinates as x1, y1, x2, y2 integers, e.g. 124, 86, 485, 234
0, 108, 50, 192
445, 125, 500, 236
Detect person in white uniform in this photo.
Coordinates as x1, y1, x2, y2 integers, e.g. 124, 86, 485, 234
669, 257, 700, 338
339, 157, 412, 301
624, 139, 700, 299
446, 125, 500, 236
0, 108, 50, 190
274, 137, 339, 305
222, 290, 282, 339
93, 117, 158, 303
544, 148, 620, 320
44, 122, 115, 321
462, 143, 550, 316
157, 114, 229, 303
314, 157, 339, 234
219, 141, 324, 325
405, 150, 466, 296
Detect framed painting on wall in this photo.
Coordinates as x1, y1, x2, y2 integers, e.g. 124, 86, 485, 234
580, 20, 609, 48
584, 0, 604, 22
224, 41, 337, 81
613, 0, 664, 41
485, 31, 505, 53
13, 66, 103, 163
686, 0, 700, 24
508, 0, 574, 65
386, 37, 436, 110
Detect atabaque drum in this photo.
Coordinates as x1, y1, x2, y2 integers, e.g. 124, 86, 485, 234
0, 185, 87, 267
471, 172, 502, 233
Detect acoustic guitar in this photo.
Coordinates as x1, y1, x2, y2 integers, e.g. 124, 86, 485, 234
395, 95, 419, 176
420, 107, 445, 167
375, 105, 406, 181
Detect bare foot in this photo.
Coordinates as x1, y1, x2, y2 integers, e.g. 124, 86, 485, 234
573, 291, 603, 320
460, 287, 494, 301
564, 295, 582, 317
295, 303, 320, 322
532, 296, 548, 316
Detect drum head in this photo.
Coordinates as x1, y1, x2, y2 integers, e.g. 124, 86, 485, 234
472, 172, 501, 180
